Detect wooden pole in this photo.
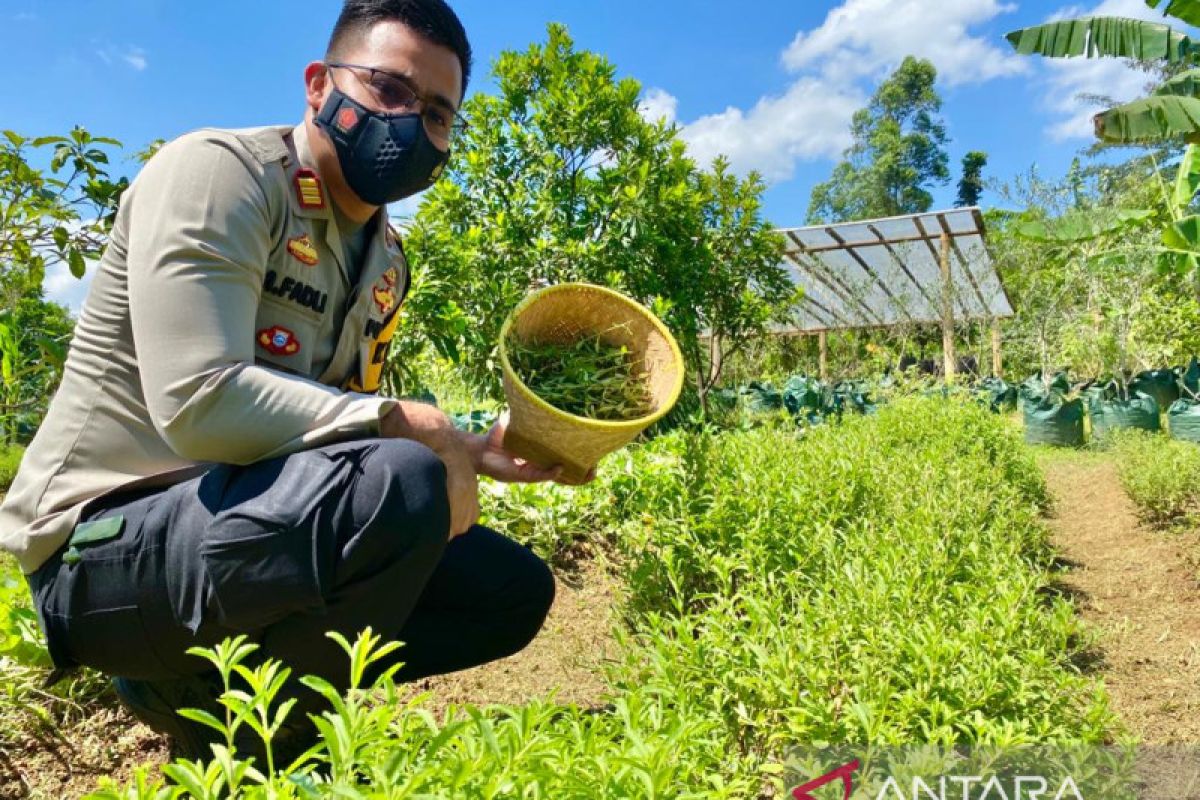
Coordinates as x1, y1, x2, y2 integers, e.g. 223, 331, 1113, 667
818, 330, 829, 381
991, 319, 1003, 378
939, 233, 957, 383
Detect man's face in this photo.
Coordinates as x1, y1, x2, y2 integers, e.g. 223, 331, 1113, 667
307, 20, 463, 155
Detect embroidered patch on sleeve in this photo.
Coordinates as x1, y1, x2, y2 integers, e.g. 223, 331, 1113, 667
286, 234, 319, 266
257, 325, 301, 356
371, 267, 401, 314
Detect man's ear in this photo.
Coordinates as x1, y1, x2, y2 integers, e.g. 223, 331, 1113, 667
304, 61, 330, 116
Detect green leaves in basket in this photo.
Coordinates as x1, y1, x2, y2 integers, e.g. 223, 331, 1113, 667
506, 325, 654, 420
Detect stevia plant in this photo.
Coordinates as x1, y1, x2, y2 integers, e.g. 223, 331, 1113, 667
506, 325, 654, 420
87, 398, 1119, 799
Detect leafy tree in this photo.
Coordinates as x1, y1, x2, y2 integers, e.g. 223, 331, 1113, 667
0, 126, 128, 442
0, 295, 73, 443
955, 151, 988, 207
398, 24, 793, 406
0, 127, 126, 313
992, 157, 1186, 380
807, 57, 949, 223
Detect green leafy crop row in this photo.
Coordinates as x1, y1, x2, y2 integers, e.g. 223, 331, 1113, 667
78, 398, 1112, 797
1110, 428, 1200, 527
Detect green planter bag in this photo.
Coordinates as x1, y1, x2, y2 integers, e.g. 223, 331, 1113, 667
1168, 399, 1200, 443
1024, 395, 1085, 447
1019, 371, 1070, 410
1087, 390, 1160, 438
975, 377, 1017, 413
1131, 369, 1180, 410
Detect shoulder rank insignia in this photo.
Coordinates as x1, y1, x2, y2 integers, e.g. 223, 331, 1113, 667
372, 267, 400, 314
293, 168, 325, 210
257, 325, 301, 356
286, 234, 319, 266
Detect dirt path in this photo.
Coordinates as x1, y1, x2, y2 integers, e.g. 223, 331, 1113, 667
1, 547, 620, 799
1041, 453, 1200, 743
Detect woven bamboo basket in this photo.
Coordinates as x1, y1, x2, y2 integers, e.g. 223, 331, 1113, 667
499, 283, 685, 484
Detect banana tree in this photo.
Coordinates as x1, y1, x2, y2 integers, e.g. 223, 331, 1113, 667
1008, 1, 1200, 276
1006, 1, 1200, 142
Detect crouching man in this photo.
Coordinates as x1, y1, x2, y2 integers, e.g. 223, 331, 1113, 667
0, 0, 577, 760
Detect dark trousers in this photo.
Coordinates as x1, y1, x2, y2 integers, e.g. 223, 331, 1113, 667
26, 437, 556, 699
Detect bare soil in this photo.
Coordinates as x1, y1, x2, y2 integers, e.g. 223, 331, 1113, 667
0, 545, 621, 798
1040, 452, 1200, 743
397, 544, 623, 716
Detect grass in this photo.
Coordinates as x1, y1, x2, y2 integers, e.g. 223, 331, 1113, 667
0, 553, 115, 774
0, 397, 1120, 797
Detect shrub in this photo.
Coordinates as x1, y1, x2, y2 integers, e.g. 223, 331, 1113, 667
1109, 429, 1200, 527
0, 443, 24, 493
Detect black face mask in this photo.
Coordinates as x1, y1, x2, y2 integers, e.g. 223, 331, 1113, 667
314, 86, 450, 206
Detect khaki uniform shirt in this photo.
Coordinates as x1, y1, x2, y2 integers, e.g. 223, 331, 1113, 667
0, 122, 411, 574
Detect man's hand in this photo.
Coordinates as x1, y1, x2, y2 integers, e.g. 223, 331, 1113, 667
431, 434, 481, 541
464, 414, 597, 485
379, 404, 596, 541
380, 401, 478, 540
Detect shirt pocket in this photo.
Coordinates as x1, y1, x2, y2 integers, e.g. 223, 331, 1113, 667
253, 301, 320, 376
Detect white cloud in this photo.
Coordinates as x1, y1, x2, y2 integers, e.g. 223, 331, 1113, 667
781, 0, 1027, 87
44, 258, 97, 318
1042, 58, 1156, 141
123, 47, 148, 71
1035, 0, 1175, 140
94, 43, 148, 71
638, 88, 679, 125
649, 0, 1025, 185
680, 79, 864, 181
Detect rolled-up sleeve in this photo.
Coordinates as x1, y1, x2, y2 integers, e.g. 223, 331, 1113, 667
126, 133, 395, 465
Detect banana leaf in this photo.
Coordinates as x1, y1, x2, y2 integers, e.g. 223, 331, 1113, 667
1006, 16, 1196, 62
1014, 208, 1154, 242
1156, 68, 1200, 100
1094, 95, 1200, 143
1173, 143, 1200, 209
1147, 0, 1200, 28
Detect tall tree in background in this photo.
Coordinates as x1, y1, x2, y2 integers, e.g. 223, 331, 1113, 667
807, 57, 950, 223
399, 24, 793, 403
955, 151, 988, 207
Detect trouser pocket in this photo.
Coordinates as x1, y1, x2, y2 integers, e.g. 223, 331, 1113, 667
31, 494, 176, 679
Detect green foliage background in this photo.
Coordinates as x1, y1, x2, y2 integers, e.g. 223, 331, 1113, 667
394, 24, 795, 403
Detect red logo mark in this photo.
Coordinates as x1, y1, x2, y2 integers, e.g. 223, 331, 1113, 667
792, 759, 860, 800
337, 106, 359, 132
257, 325, 301, 356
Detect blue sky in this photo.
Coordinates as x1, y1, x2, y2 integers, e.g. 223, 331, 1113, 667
0, 0, 1179, 312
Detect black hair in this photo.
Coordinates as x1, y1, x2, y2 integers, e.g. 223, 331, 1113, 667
327, 0, 472, 98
